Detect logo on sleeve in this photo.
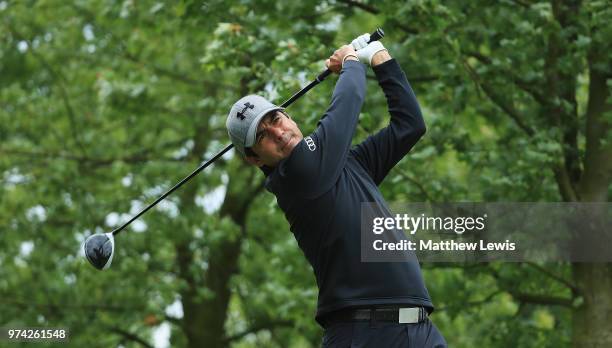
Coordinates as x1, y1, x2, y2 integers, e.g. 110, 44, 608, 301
304, 136, 316, 151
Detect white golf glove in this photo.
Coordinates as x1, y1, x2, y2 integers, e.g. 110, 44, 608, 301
351, 33, 386, 66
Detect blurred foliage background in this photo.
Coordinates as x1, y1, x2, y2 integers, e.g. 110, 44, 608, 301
1, 0, 610, 347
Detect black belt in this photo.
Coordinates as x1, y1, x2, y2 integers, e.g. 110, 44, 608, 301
322, 307, 428, 328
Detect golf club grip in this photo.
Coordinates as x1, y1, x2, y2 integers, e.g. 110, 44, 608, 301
368, 28, 385, 43
313, 28, 385, 84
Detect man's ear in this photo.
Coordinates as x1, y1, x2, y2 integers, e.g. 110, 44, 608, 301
245, 155, 263, 167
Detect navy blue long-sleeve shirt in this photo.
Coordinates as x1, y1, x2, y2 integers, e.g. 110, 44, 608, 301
264, 59, 432, 325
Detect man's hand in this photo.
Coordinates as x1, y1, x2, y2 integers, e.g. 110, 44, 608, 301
325, 45, 358, 74
351, 33, 390, 67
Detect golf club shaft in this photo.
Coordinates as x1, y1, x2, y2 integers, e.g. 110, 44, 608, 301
111, 28, 385, 236
111, 144, 233, 235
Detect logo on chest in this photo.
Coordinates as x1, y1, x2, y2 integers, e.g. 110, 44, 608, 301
304, 136, 316, 151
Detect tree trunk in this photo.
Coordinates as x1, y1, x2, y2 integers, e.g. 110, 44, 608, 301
178, 158, 260, 348
571, 263, 612, 347
180, 238, 243, 348
570, 18, 612, 347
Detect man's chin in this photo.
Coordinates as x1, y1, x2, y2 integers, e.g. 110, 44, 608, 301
282, 138, 295, 154
284, 136, 302, 154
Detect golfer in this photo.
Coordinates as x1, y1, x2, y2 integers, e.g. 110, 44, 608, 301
226, 34, 447, 347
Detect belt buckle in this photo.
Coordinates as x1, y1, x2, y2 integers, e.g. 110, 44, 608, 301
398, 308, 419, 324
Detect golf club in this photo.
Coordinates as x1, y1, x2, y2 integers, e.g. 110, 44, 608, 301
83, 28, 385, 270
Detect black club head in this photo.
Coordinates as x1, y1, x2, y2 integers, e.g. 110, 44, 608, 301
83, 233, 115, 270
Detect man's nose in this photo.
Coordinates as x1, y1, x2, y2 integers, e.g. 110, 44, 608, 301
269, 127, 284, 140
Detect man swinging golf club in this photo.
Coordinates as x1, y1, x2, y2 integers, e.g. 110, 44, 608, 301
82, 30, 384, 270
226, 34, 447, 347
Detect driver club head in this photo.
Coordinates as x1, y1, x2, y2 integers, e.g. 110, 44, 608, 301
83, 232, 115, 270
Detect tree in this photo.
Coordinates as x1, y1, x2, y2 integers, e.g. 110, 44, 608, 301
1, 0, 609, 347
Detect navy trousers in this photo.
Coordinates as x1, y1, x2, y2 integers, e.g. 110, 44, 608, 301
321, 319, 447, 348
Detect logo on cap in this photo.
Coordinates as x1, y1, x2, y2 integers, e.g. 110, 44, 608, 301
236, 102, 254, 121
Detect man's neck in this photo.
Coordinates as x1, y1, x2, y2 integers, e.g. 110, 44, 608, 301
260, 165, 274, 176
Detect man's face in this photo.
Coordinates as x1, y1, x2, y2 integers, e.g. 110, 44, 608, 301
246, 111, 303, 167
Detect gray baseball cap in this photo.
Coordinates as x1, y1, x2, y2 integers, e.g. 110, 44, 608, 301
226, 95, 284, 156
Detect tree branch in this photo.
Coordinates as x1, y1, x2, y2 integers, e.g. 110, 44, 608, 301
512, 77, 548, 105
336, 0, 379, 14
553, 165, 579, 201
461, 56, 535, 136
107, 326, 154, 348
436, 290, 503, 312
1, 135, 193, 166
164, 314, 183, 326
6, 22, 88, 156
489, 265, 574, 307
465, 51, 548, 110
545, 0, 583, 192
391, 167, 434, 202
511, 292, 573, 307
335, 0, 419, 34
224, 319, 294, 343
123, 51, 210, 87
70, 3, 231, 90
525, 262, 580, 294
0, 148, 187, 166
0, 298, 145, 312
509, 0, 533, 9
